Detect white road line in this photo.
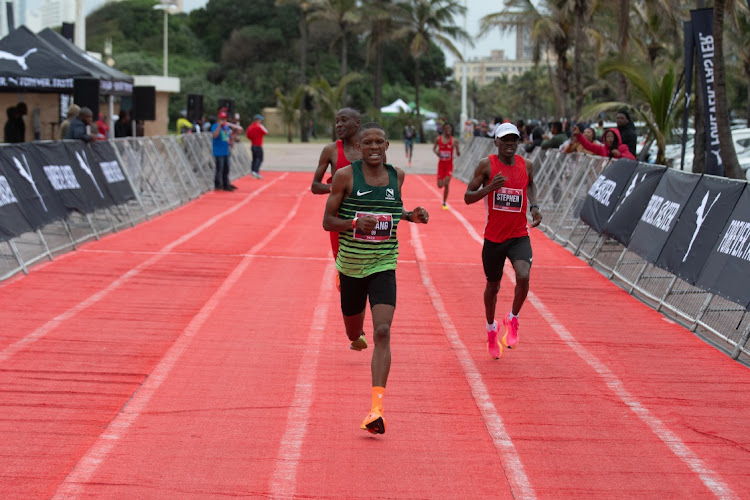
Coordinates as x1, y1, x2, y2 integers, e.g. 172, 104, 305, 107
417, 176, 737, 499
0, 175, 287, 364
51, 185, 305, 500
268, 261, 335, 500
410, 222, 536, 500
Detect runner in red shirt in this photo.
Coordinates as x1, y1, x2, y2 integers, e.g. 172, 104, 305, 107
464, 123, 542, 359
246, 114, 268, 179
311, 108, 362, 263
432, 123, 460, 209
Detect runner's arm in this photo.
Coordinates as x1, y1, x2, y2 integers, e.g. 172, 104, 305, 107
323, 166, 355, 231
432, 138, 440, 156
455, 140, 460, 157
311, 144, 335, 194
526, 159, 542, 227
464, 158, 503, 205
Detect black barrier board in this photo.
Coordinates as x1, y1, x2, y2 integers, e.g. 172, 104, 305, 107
30, 142, 99, 213
61, 142, 113, 210
628, 169, 700, 263
87, 143, 135, 205
657, 176, 745, 284
696, 187, 750, 308
603, 164, 666, 245
0, 145, 67, 231
0, 164, 33, 241
579, 159, 637, 233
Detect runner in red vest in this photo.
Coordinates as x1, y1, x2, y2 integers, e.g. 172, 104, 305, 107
432, 123, 460, 209
312, 108, 363, 263
464, 123, 542, 359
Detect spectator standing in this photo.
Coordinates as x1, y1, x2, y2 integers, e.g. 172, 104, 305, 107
32, 107, 42, 140
573, 125, 635, 160
176, 110, 193, 134
211, 111, 233, 191
523, 121, 545, 153
64, 107, 93, 143
540, 121, 567, 150
95, 113, 109, 141
114, 111, 132, 138
246, 114, 268, 179
4, 103, 27, 143
594, 120, 605, 140
58, 104, 81, 140
616, 110, 637, 157
403, 119, 416, 167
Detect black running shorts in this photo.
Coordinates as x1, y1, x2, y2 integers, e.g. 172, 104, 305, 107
482, 236, 533, 282
339, 269, 397, 316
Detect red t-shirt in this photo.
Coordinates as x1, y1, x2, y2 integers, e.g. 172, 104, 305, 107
484, 154, 529, 244
246, 122, 268, 146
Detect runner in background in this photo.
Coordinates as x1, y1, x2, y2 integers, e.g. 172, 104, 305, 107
403, 119, 416, 167
464, 122, 542, 359
433, 123, 460, 209
323, 122, 428, 434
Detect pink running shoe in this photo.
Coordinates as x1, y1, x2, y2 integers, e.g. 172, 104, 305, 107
487, 328, 502, 359
502, 314, 519, 348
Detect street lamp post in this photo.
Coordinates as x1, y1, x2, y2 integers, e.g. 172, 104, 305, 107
153, 2, 177, 77
460, 0, 468, 135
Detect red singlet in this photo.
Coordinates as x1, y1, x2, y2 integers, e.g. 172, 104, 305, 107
329, 140, 353, 258
484, 154, 529, 244
436, 136, 454, 180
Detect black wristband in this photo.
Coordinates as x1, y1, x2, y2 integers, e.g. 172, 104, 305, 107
529, 204, 539, 212
404, 211, 414, 222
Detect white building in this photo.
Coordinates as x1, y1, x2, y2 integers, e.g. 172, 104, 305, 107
453, 49, 537, 87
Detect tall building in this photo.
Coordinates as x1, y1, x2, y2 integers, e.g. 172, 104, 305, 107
453, 49, 536, 87
0, 0, 22, 38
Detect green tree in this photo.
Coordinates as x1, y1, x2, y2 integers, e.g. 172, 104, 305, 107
392, 0, 470, 142
589, 60, 683, 165
307, 73, 363, 140
275, 86, 306, 142
308, 0, 362, 77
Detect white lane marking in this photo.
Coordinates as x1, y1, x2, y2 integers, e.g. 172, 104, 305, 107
0, 175, 287, 363
416, 176, 738, 499
410, 222, 536, 500
51, 186, 306, 500
268, 261, 335, 500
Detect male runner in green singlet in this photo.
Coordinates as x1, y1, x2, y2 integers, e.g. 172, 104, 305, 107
323, 122, 429, 434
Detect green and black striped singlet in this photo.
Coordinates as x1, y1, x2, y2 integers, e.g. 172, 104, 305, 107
336, 160, 403, 278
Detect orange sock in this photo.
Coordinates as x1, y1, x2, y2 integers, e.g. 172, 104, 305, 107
371, 386, 385, 413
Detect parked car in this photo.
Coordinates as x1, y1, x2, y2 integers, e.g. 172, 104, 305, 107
666, 128, 750, 179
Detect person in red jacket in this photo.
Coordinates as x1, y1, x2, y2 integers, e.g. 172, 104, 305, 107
573, 125, 635, 160
246, 114, 268, 179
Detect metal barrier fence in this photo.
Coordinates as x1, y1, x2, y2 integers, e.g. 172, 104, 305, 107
454, 137, 750, 365
0, 134, 254, 282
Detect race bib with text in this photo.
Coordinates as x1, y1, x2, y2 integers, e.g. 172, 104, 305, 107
353, 212, 393, 241
493, 187, 523, 212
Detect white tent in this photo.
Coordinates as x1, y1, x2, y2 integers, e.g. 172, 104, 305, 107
380, 98, 411, 114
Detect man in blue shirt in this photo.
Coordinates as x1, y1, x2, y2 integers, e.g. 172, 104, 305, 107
211, 111, 234, 191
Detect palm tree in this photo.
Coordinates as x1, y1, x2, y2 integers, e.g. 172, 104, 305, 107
392, 0, 470, 142
307, 0, 361, 77
307, 73, 362, 140
363, 0, 393, 110
275, 86, 306, 142
729, 0, 750, 126
713, 0, 743, 178
585, 60, 683, 165
481, 0, 575, 119
276, 0, 312, 141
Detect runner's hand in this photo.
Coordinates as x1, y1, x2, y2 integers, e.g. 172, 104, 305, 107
487, 173, 506, 191
356, 215, 378, 232
412, 206, 429, 224
530, 207, 542, 228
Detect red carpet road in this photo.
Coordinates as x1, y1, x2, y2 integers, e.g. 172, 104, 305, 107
0, 171, 748, 499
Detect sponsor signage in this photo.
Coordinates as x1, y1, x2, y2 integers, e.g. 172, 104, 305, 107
628, 169, 700, 263
579, 159, 638, 232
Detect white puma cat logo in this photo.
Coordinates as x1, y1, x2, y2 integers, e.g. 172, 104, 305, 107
0, 48, 38, 70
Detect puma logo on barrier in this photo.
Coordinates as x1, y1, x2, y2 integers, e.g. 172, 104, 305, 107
0, 48, 38, 70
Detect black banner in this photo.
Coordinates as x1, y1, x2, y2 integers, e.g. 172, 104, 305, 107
29, 143, 96, 213
696, 186, 750, 308
681, 21, 694, 171
0, 165, 33, 241
62, 142, 118, 210
603, 164, 666, 245
87, 143, 135, 205
628, 169, 701, 263
579, 159, 638, 233
691, 9, 723, 176
657, 176, 745, 284
0, 145, 67, 231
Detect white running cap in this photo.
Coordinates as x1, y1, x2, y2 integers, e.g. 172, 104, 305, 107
494, 122, 520, 139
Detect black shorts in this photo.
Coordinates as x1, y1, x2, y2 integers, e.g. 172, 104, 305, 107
482, 236, 533, 282
339, 270, 397, 316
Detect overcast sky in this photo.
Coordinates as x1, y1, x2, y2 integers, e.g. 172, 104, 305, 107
26, 0, 513, 65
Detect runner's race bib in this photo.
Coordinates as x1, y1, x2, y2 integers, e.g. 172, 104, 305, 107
493, 187, 523, 212
353, 212, 393, 241
439, 151, 451, 160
